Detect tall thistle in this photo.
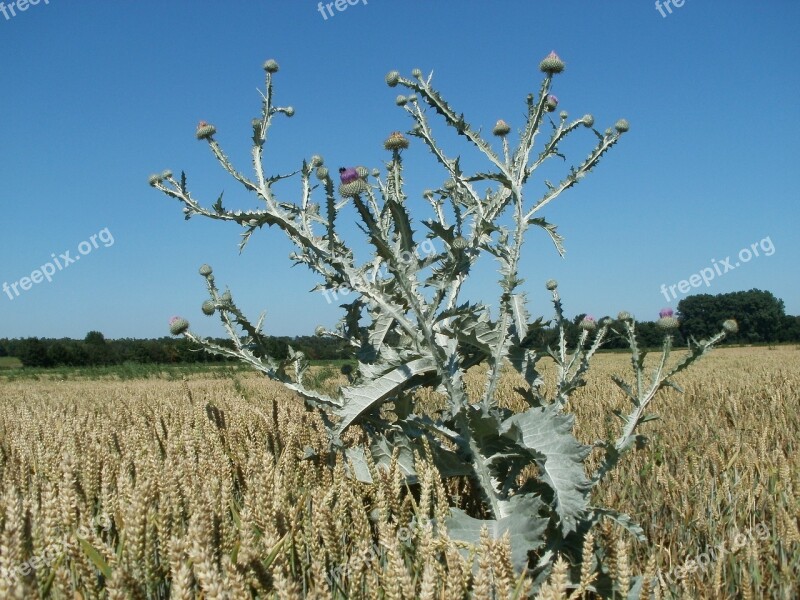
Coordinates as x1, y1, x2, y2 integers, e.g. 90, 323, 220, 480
150, 53, 735, 591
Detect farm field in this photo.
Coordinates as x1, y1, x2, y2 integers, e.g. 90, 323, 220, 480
0, 346, 798, 598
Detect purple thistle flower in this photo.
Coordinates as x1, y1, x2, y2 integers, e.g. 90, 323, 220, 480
539, 51, 566, 75
659, 308, 674, 318
339, 167, 359, 184
168, 316, 189, 335
579, 314, 596, 331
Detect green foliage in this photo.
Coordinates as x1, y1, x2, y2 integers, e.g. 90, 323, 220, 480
152, 56, 735, 592
0, 334, 347, 370
678, 289, 785, 343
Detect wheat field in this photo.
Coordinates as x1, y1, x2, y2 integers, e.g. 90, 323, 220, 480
0, 346, 798, 599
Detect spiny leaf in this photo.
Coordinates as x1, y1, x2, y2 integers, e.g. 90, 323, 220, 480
528, 217, 566, 257
446, 496, 549, 570
509, 293, 530, 342
334, 356, 437, 436
212, 191, 225, 214
501, 405, 592, 535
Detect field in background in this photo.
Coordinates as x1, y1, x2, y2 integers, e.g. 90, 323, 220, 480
0, 346, 798, 598
0, 356, 22, 369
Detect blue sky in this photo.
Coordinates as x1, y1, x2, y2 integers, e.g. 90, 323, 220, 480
0, 0, 798, 340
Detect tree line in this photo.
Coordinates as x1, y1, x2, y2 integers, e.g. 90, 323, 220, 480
0, 332, 351, 369
2, 289, 797, 369
527, 289, 799, 350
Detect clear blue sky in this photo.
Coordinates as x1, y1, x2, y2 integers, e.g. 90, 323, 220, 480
1, 1, 798, 340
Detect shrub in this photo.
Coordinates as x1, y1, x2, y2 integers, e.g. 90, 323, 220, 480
151, 53, 734, 594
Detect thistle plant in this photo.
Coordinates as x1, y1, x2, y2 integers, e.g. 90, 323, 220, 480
150, 53, 735, 593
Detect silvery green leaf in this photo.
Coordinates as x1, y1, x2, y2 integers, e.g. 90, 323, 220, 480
501, 405, 592, 535
588, 507, 645, 542
528, 217, 565, 257
369, 432, 418, 483
446, 496, 549, 570
343, 447, 373, 483
510, 293, 530, 341
507, 345, 544, 393
334, 356, 437, 436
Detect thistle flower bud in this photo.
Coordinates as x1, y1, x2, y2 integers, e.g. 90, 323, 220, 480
201, 301, 216, 316
148, 173, 163, 186
452, 236, 468, 250
356, 166, 369, 178
196, 121, 216, 140
614, 119, 629, 133
315, 325, 326, 337
582, 114, 594, 128
169, 317, 189, 336
617, 311, 634, 322
444, 180, 456, 191
263, 59, 279, 73
559, 111, 568, 120
310, 155, 324, 167
199, 264, 213, 277
722, 319, 739, 333
161, 169, 173, 180
546, 279, 558, 291
220, 291, 232, 305
385, 70, 400, 87
579, 315, 596, 331
423, 189, 434, 198
371, 169, 380, 177
657, 316, 680, 330
600, 317, 612, 326
316, 166, 329, 180
339, 167, 359, 184
411, 68, 422, 78
406, 94, 418, 103
384, 131, 410, 150
493, 119, 511, 136
285, 106, 295, 117
339, 179, 369, 198
539, 51, 565, 75
545, 94, 559, 112
396, 95, 408, 106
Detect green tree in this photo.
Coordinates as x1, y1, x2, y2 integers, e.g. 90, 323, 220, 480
777, 315, 800, 343
17, 338, 53, 368
84, 330, 116, 365
678, 289, 784, 343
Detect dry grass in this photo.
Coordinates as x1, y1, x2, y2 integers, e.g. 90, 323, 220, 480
0, 346, 798, 598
